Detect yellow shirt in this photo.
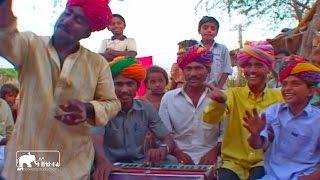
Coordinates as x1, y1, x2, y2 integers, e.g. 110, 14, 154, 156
0, 21, 121, 179
203, 86, 282, 178
0, 98, 14, 142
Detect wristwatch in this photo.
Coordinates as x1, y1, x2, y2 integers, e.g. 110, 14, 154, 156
159, 143, 170, 153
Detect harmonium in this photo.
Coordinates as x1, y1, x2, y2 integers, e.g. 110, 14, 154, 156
109, 162, 217, 180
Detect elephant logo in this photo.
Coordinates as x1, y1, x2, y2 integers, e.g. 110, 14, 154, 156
16, 152, 38, 171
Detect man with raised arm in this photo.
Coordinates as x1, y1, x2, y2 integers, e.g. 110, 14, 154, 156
0, 0, 121, 179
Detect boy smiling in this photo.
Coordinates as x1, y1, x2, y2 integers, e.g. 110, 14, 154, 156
244, 59, 320, 180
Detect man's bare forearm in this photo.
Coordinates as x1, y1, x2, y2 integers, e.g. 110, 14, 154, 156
92, 134, 109, 163
217, 73, 229, 89
111, 50, 137, 57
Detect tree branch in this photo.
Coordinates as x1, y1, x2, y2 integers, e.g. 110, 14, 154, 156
292, 0, 311, 10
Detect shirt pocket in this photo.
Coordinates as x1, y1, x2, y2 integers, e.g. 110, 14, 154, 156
133, 121, 147, 147
278, 127, 311, 161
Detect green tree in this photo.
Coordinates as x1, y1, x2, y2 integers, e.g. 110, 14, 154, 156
195, 0, 315, 27
0, 68, 18, 78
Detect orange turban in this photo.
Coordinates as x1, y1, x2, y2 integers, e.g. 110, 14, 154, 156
279, 58, 320, 84
237, 41, 275, 68
66, 0, 112, 32
110, 56, 146, 82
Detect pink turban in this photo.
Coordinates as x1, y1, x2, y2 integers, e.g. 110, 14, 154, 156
66, 0, 112, 32
177, 46, 213, 69
237, 41, 275, 68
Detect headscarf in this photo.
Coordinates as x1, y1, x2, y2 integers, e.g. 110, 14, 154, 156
177, 46, 213, 69
110, 56, 146, 82
237, 41, 275, 68
279, 57, 320, 84
66, 0, 112, 32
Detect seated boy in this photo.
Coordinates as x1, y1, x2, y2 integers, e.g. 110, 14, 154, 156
244, 59, 320, 180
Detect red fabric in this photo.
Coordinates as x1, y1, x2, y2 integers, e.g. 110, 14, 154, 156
136, 56, 153, 97
66, 0, 112, 32
177, 46, 212, 69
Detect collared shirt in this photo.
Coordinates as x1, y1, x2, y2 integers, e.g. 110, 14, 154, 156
159, 87, 224, 164
203, 85, 283, 167
92, 100, 169, 162
260, 103, 320, 180
311, 82, 320, 106
111, 35, 127, 41
0, 21, 121, 179
199, 41, 233, 89
98, 37, 137, 54
0, 98, 14, 142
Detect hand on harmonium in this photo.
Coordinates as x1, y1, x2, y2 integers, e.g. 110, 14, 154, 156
55, 99, 87, 126
243, 108, 266, 136
92, 160, 122, 180
199, 149, 217, 165
145, 148, 168, 164
174, 149, 195, 165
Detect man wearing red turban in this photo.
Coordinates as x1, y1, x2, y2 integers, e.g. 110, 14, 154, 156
0, 0, 120, 179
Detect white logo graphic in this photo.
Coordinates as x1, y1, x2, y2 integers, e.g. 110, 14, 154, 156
16, 150, 60, 171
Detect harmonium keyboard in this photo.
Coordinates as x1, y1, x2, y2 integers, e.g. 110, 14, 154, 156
109, 162, 217, 180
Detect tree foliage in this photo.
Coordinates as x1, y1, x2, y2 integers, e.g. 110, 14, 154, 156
195, 0, 315, 27
0, 68, 18, 78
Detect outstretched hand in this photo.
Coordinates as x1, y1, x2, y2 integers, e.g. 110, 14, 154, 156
55, 99, 87, 125
205, 83, 227, 104
243, 108, 266, 136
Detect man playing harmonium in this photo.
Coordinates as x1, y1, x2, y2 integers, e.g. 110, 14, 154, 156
91, 56, 176, 179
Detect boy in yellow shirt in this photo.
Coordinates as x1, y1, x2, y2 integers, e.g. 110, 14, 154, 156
203, 41, 283, 180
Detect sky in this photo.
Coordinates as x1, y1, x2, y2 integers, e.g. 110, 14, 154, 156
0, 0, 295, 71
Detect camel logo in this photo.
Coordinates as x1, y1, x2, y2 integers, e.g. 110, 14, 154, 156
16, 150, 60, 171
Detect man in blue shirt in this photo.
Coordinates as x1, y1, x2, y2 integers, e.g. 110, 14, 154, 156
91, 57, 175, 179
243, 59, 320, 180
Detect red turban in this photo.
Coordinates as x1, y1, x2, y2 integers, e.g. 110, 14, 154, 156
177, 46, 213, 69
66, 0, 112, 32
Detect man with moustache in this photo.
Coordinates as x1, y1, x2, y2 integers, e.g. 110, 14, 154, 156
159, 46, 224, 165
0, 0, 120, 179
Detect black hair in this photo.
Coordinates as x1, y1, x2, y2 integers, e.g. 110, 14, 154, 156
276, 49, 291, 56
198, 16, 219, 32
145, 66, 169, 85
177, 39, 198, 49
113, 14, 126, 26
0, 83, 19, 99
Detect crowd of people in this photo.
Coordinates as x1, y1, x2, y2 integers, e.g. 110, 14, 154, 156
0, 0, 320, 180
